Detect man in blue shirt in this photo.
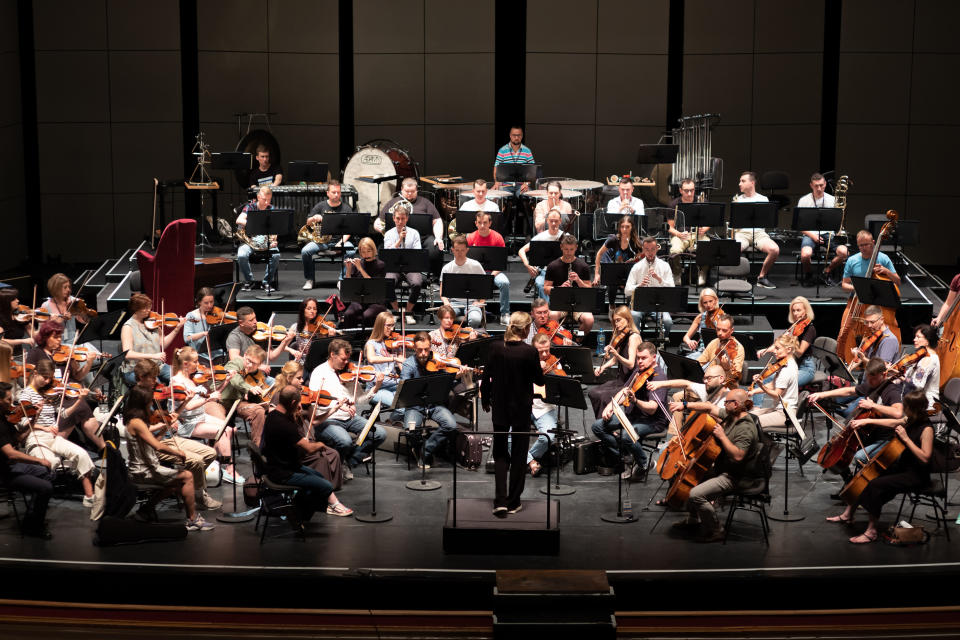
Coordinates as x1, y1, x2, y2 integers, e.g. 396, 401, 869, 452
842, 229, 901, 293
400, 332, 459, 470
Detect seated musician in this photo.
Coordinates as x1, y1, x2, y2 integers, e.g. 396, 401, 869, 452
542, 233, 594, 338
607, 176, 645, 218
648, 364, 729, 437
221, 344, 272, 447
400, 332, 460, 470
308, 338, 387, 477
695, 313, 744, 389
133, 359, 222, 510
732, 171, 778, 290
519, 208, 564, 299
262, 385, 354, 521
527, 333, 562, 476
379, 178, 445, 279
591, 341, 668, 481
341, 237, 389, 330
593, 215, 641, 320
119, 293, 185, 388
183, 287, 217, 357
285, 297, 324, 365
460, 179, 500, 213
301, 180, 355, 291
846, 305, 899, 373
467, 211, 510, 326
841, 229, 901, 293
41, 273, 94, 343
681, 288, 720, 359
236, 185, 280, 292
17, 360, 96, 506
365, 311, 404, 419
757, 296, 817, 387
671, 388, 763, 543
225, 306, 292, 364
0, 381, 54, 538
590, 306, 642, 411
748, 334, 799, 430
384, 205, 423, 326
27, 320, 104, 450
431, 304, 478, 356
249, 144, 282, 188
122, 385, 215, 531
798, 173, 849, 286
523, 298, 572, 346
931, 272, 960, 328
667, 178, 710, 286
440, 235, 487, 329
0, 288, 35, 353
901, 324, 940, 411
623, 236, 674, 336
170, 347, 241, 486
826, 389, 933, 544
533, 181, 574, 233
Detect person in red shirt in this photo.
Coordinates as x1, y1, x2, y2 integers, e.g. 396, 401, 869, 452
467, 211, 510, 325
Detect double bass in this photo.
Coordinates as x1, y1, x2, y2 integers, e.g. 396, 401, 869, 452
835, 210, 901, 364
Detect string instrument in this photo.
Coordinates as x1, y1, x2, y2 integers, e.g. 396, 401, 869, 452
838, 437, 906, 505
205, 306, 237, 325
537, 320, 573, 346
144, 312, 181, 331
614, 365, 657, 407
426, 355, 479, 375
338, 362, 380, 384
790, 316, 811, 338
705, 338, 741, 388
44, 382, 101, 401
9, 361, 34, 379
846, 328, 883, 368
5, 400, 40, 423
243, 370, 268, 399
384, 331, 414, 353
836, 209, 901, 364
190, 364, 229, 385
662, 411, 723, 507
936, 288, 960, 388
747, 356, 791, 394
252, 322, 287, 342
541, 354, 566, 376
13, 304, 37, 323
301, 318, 337, 338
888, 346, 929, 378
70, 298, 98, 318
702, 305, 724, 330
301, 387, 340, 407
50, 345, 110, 365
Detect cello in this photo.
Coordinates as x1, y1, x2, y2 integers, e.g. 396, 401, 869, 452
936, 289, 960, 388
835, 210, 901, 364
837, 437, 906, 505
661, 411, 723, 508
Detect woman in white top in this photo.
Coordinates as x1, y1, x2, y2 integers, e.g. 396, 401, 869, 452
120, 293, 184, 386
40, 273, 95, 344
681, 288, 721, 359
900, 324, 941, 411
364, 311, 403, 417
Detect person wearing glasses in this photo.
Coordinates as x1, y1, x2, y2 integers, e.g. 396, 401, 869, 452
840, 229, 901, 293
667, 179, 710, 286
845, 305, 900, 373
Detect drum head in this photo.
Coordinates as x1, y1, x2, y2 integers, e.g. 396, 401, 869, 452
342, 140, 418, 216
235, 129, 282, 191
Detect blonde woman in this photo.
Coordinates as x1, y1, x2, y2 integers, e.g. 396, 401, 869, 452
681, 288, 720, 358
341, 237, 388, 329
365, 311, 403, 415
758, 296, 817, 387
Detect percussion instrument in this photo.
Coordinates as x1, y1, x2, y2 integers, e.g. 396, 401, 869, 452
559, 180, 604, 212
246, 183, 359, 229
341, 140, 418, 216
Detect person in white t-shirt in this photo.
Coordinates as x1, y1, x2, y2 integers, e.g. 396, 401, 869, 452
440, 235, 487, 328
518, 208, 564, 300
797, 172, 849, 285
606, 176, 645, 217
732, 171, 779, 289
750, 334, 799, 430
459, 178, 500, 213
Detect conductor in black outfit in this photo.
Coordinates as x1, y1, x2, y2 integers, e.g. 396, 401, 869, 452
479, 311, 545, 515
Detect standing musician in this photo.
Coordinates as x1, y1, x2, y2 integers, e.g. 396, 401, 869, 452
0, 381, 54, 538
671, 388, 763, 543
841, 229, 901, 293
542, 234, 594, 337
523, 298, 573, 346
527, 333, 562, 477
249, 144, 282, 188
221, 344, 272, 447
400, 332, 460, 471
931, 272, 960, 328
623, 236, 675, 336
593, 215, 642, 319
236, 185, 280, 292
384, 206, 423, 326
183, 287, 217, 356
134, 359, 221, 510
518, 208, 564, 299
846, 305, 900, 372
607, 176, 645, 218
533, 181, 574, 233
748, 334, 800, 430
695, 313, 745, 389
308, 339, 387, 477
757, 296, 817, 387
301, 180, 354, 291
591, 341, 668, 481
681, 288, 721, 359
341, 237, 389, 330
667, 178, 710, 286
732, 171, 778, 290
460, 179, 500, 213
648, 364, 729, 437
0, 288, 35, 353
825, 389, 933, 544
468, 211, 511, 326
492, 126, 535, 195
480, 312, 544, 516
41, 273, 94, 343
17, 360, 96, 506
900, 324, 940, 411
430, 305, 478, 357
380, 178, 445, 279
440, 235, 487, 329
798, 172, 848, 286
589, 306, 642, 415
225, 306, 292, 364
365, 311, 404, 419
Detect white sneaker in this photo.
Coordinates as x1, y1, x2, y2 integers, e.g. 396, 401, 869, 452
222, 468, 245, 485
197, 491, 222, 511
205, 460, 220, 484
405, 314, 416, 326
302, 280, 313, 290
82, 495, 95, 508
500, 314, 509, 326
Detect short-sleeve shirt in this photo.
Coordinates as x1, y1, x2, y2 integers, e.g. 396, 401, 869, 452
544, 257, 590, 287
713, 411, 761, 479
460, 198, 500, 212
606, 196, 645, 216
249, 165, 280, 187
854, 378, 903, 408
495, 143, 534, 166
794, 323, 816, 361
467, 230, 505, 247
843, 252, 896, 280
0, 421, 20, 477
949, 273, 960, 293
797, 192, 836, 208
261, 409, 303, 482
440, 258, 486, 305
226, 327, 256, 358
601, 235, 639, 263
308, 199, 355, 217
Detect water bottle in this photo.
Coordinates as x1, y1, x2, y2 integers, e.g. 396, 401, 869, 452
596, 329, 605, 357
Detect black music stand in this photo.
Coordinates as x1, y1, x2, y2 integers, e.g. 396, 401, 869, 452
695, 239, 740, 292
636, 144, 679, 165
384, 212, 434, 240
394, 373, 456, 491
494, 163, 538, 186
353, 404, 393, 524
302, 336, 338, 378
358, 174, 401, 223
453, 335, 497, 369
467, 247, 508, 273
244, 208, 295, 300
631, 286, 688, 349
83, 310, 127, 349
442, 273, 495, 327
211, 152, 250, 170
659, 348, 705, 384
340, 277, 390, 327
549, 346, 596, 384
599, 262, 632, 307
869, 219, 919, 276
538, 375, 588, 496
729, 202, 778, 295
88, 350, 128, 392
208, 323, 238, 359
527, 241, 562, 268
321, 213, 371, 276
550, 287, 597, 331
382, 248, 429, 315
286, 161, 328, 183
850, 276, 901, 310
677, 202, 725, 236
809, 344, 855, 387
795, 207, 843, 302
456, 211, 504, 235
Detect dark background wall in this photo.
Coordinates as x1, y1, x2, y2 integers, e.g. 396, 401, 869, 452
4, 0, 958, 273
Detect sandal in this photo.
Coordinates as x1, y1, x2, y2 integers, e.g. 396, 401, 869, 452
849, 530, 878, 544
326, 501, 354, 517
825, 514, 854, 524
529, 460, 541, 477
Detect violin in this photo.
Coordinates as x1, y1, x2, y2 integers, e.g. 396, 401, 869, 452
144, 312, 181, 331
706, 338, 741, 388
252, 322, 288, 342
847, 328, 883, 367
747, 356, 791, 394
888, 346, 929, 377
541, 354, 567, 376
703, 306, 724, 330
190, 364, 228, 385
71, 298, 98, 318
302, 318, 337, 338
13, 304, 36, 323
384, 331, 414, 352
67, 347, 111, 364
5, 400, 40, 423
43, 382, 94, 400
152, 381, 171, 401
616, 365, 657, 407
9, 361, 34, 379
791, 317, 811, 338
300, 387, 339, 407
425, 354, 478, 375
171, 384, 205, 403
205, 306, 237, 325
338, 362, 381, 384
441, 322, 474, 344
244, 369, 267, 389
536, 320, 573, 346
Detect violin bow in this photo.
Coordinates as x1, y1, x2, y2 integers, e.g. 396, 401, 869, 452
220, 283, 238, 326
265, 312, 277, 364
30, 284, 37, 344
351, 349, 364, 406
65, 270, 95, 316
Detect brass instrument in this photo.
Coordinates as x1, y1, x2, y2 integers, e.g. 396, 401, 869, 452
234, 225, 268, 251
825, 175, 851, 258
297, 222, 332, 247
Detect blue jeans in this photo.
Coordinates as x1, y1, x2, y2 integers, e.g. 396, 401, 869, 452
535, 269, 547, 302
123, 363, 170, 388
284, 465, 334, 521
494, 272, 511, 316
404, 405, 458, 463
301, 241, 330, 281
592, 415, 666, 469
631, 310, 673, 336
450, 303, 484, 328
797, 356, 815, 387
527, 410, 558, 464
369, 386, 398, 421
237, 245, 280, 284
316, 415, 386, 467
853, 438, 890, 467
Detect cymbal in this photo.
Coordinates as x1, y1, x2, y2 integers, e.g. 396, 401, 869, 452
525, 189, 580, 199
560, 180, 604, 190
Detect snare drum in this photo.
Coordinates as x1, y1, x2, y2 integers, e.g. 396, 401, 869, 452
560, 180, 605, 213
342, 140, 418, 217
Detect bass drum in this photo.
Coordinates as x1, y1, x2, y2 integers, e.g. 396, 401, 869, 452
342, 140, 418, 217
235, 129, 282, 191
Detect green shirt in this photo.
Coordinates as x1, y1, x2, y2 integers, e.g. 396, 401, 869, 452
714, 409, 760, 479
220, 357, 261, 404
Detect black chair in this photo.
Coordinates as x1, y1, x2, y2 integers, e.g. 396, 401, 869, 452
895, 439, 953, 541
760, 170, 790, 214
247, 443, 305, 543
723, 417, 780, 545
0, 486, 26, 535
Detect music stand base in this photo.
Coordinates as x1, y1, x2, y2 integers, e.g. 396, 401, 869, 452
540, 485, 575, 496
255, 291, 285, 301
807, 296, 831, 303
600, 512, 637, 524
216, 508, 258, 523
406, 479, 442, 491
355, 511, 394, 523
768, 512, 805, 522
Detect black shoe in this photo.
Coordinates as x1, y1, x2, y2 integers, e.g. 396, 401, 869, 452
240, 281, 253, 292
523, 278, 534, 294
756, 276, 776, 289
829, 492, 843, 501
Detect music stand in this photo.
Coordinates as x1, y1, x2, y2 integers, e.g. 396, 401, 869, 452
302, 336, 338, 377
494, 163, 538, 186
321, 213, 371, 276
636, 144, 679, 165
467, 246, 508, 273
382, 248, 429, 314
244, 208, 295, 300
599, 263, 632, 307
795, 207, 843, 302
868, 219, 919, 275
209, 323, 238, 359
549, 346, 596, 384
442, 273, 495, 317
527, 241, 562, 268
810, 344, 855, 386
677, 202, 725, 235
456, 211, 504, 235
340, 277, 390, 312
286, 161, 328, 183
211, 152, 250, 171
695, 239, 739, 289
539, 375, 588, 496
550, 287, 596, 316
659, 349, 704, 384
384, 212, 434, 240
83, 310, 127, 352
850, 276, 901, 309
88, 351, 128, 392
631, 286, 688, 349
354, 403, 393, 523
358, 174, 401, 223
393, 374, 457, 491
453, 336, 498, 369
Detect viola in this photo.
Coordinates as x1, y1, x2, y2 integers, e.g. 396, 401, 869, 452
5, 400, 39, 423
441, 324, 473, 344
144, 312, 181, 331
205, 306, 237, 325
541, 354, 567, 376
252, 322, 288, 343
536, 320, 573, 346
244, 370, 267, 388
847, 328, 883, 367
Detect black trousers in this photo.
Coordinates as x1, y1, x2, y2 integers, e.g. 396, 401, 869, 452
5, 462, 54, 530
422, 235, 444, 279
493, 418, 531, 509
